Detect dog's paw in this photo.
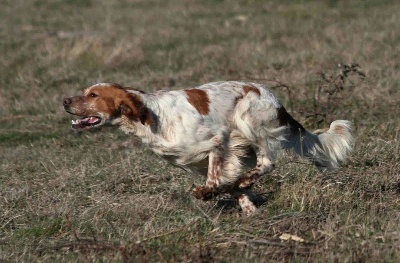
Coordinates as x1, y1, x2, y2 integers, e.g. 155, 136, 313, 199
192, 186, 216, 201
237, 177, 255, 189
238, 194, 257, 216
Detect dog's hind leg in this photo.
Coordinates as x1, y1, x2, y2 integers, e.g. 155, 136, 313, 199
232, 92, 284, 189
236, 140, 277, 189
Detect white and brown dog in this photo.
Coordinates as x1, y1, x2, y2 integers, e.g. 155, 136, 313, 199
63, 81, 353, 215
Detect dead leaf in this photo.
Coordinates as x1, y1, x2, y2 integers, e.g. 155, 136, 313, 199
279, 233, 305, 243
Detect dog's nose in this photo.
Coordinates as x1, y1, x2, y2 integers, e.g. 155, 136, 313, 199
63, 97, 72, 106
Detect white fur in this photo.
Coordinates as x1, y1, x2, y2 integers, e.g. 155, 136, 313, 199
114, 81, 354, 177
88, 81, 354, 214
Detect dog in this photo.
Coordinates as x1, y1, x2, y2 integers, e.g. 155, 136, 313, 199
63, 81, 353, 215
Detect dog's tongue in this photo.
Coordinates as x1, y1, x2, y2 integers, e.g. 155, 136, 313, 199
88, 117, 98, 124
71, 117, 100, 128
77, 117, 99, 124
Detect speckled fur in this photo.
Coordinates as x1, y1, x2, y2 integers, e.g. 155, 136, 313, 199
64, 81, 354, 215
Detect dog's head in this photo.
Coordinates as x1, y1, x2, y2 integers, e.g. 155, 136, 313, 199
63, 83, 151, 130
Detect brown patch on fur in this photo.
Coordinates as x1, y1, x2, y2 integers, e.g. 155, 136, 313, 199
184, 89, 210, 115
243, 85, 261, 96
333, 125, 347, 136
232, 85, 260, 107
277, 106, 305, 133
207, 156, 223, 188
120, 94, 154, 126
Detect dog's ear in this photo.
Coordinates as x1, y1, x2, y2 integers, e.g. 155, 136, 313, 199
120, 102, 133, 116
119, 96, 154, 126
138, 106, 154, 126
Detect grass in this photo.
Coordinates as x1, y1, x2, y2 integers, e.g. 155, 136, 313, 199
0, 0, 399, 262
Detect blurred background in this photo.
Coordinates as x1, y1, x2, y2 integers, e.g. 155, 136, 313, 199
0, 0, 399, 262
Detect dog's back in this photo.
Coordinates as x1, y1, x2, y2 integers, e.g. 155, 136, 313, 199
64, 81, 354, 215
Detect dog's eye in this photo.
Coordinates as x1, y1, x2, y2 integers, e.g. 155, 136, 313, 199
89, 93, 98, 98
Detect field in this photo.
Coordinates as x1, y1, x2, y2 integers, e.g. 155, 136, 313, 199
1, 0, 399, 262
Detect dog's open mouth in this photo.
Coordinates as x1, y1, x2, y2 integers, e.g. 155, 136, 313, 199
71, 116, 102, 129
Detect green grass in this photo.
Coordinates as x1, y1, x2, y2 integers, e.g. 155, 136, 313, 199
1, 0, 399, 262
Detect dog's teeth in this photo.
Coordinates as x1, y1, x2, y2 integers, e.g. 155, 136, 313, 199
72, 120, 76, 124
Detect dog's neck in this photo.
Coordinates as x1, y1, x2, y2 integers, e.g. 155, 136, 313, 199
115, 93, 171, 147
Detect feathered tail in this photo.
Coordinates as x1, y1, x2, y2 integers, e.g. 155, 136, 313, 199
283, 119, 354, 172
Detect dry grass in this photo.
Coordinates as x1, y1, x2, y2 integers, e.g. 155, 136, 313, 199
1, 0, 399, 262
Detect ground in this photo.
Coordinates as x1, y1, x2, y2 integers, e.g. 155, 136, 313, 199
0, 0, 399, 262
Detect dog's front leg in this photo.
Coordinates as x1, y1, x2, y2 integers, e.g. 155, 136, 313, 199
192, 133, 227, 201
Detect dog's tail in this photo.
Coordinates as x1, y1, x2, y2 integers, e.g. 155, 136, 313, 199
281, 109, 354, 172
